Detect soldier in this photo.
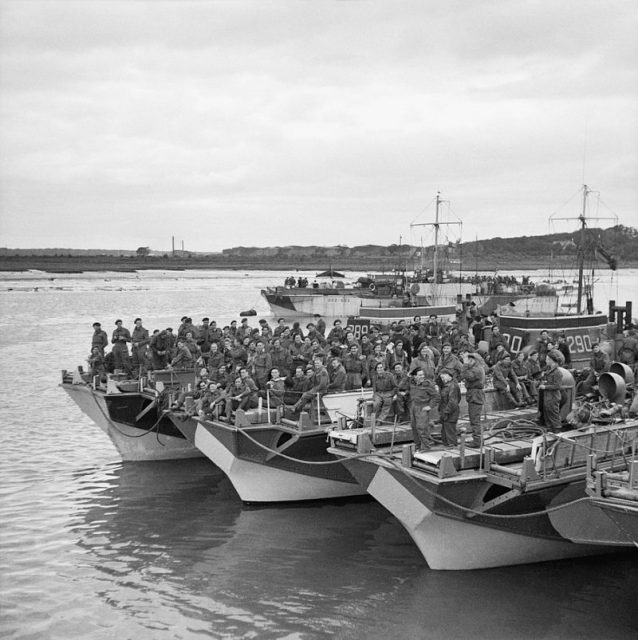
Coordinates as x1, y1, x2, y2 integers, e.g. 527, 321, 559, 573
197, 318, 212, 361
258, 318, 272, 341
372, 363, 398, 423
224, 375, 245, 420
289, 333, 308, 370
313, 314, 326, 337
408, 344, 436, 380
273, 318, 288, 338
536, 329, 551, 367
236, 318, 252, 341
488, 326, 509, 364
393, 362, 411, 421
228, 338, 248, 373
326, 319, 345, 343
149, 329, 170, 370
111, 319, 132, 375
306, 323, 326, 346
492, 353, 522, 408
360, 333, 374, 357
581, 342, 611, 395
387, 340, 410, 371
199, 382, 228, 419
556, 334, 572, 367
211, 364, 229, 389
491, 343, 509, 366
183, 331, 201, 360
91, 322, 109, 355
293, 358, 329, 421
286, 365, 310, 405
366, 343, 387, 386
526, 350, 542, 402
262, 368, 286, 409
251, 341, 272, 390
327, 357, 347, 393
170, 339, 194, 370
409, 368, 440, 452
539, 350, 564, 432
435, 342, 462, 382
438, 371, 461, 447
269, 337, 292, 379
207, 319, 223, 346
461, 350, 485, 448
165, 327, 177, 359
183, 317, 199, 340
131, 317, 150, 374
619, 328, 638, 368
237, 368, 259, 411
177, 316, 189, 339
87, 346, 106, 381
207, 342, 225, 372
511, 352, 533, 405
343, 343, 367, 390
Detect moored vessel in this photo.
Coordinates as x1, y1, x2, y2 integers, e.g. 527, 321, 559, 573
327, 338, 638, 570
168, 389, 373, 503
328, 412, 638, 570
262, 193, 538, 319
494, 185, 626, 368
585, 454, 638, 547
60, 368, 204, 461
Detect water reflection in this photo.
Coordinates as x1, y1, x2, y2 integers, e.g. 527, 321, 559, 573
2, 270, 637, 640
68, 459, 431, 638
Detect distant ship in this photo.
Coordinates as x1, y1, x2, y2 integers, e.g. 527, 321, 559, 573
262, 193, 538, 318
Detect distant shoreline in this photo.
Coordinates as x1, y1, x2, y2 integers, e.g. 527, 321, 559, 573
1, 255, 637, 274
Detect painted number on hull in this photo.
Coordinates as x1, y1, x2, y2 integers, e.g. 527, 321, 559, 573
503, 329, 595, 355
566, 333, 592, 353
501, 333, 523, 354
346, 320, 370, 339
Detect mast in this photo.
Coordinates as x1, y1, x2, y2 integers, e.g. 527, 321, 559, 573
433, 193, 440, 284
575, 185, 589, 315
551, 184, 615, 315
411, 192, 461, 287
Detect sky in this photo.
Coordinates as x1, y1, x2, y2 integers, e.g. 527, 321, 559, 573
0, 0, 636, 252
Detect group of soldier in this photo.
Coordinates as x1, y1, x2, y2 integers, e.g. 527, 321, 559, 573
87, 311, 638, 453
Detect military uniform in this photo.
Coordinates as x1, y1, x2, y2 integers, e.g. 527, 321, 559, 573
111, 324, 132, 374
91, 327, 109, 355
461, 355, 485, 445
372, 371, 398, 422
438, 378, 461, 446
131, 324, 150, 372
409, 376, 440, 451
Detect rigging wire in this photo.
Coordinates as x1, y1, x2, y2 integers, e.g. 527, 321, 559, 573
223, 417, 634, 520
209, 417, 637, 521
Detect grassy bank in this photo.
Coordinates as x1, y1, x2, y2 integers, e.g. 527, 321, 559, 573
5, 254, 633, 274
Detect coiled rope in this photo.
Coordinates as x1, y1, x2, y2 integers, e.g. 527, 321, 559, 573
90, 388, 166, 446
225, 419, 618, 521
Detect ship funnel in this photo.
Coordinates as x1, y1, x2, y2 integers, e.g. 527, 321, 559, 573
598, 372, 626, 403
609, 362, 635, 387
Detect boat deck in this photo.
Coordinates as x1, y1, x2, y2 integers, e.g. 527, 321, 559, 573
330, 413, 638, 489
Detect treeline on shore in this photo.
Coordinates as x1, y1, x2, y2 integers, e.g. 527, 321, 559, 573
1, 225, 636, 273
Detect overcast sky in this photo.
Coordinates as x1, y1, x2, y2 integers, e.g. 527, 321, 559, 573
1, 0, 636, 252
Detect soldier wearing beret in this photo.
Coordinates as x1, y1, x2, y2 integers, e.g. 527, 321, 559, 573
539, 350, 564, 432
461, 351, 485, 447
111, 319, 132, 375
91, 322, 108, 355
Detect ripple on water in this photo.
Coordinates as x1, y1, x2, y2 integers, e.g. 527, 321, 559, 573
1, 273, 637, 640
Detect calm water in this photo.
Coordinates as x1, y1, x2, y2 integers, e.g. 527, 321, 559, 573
1, 269, 637, 640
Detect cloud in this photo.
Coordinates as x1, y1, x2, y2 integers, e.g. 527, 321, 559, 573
1, 0, 636, 251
